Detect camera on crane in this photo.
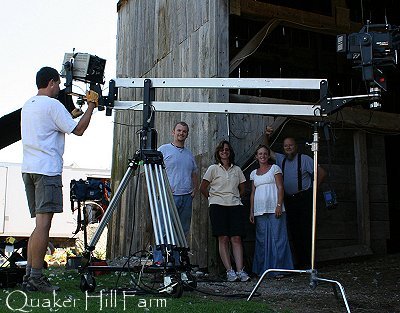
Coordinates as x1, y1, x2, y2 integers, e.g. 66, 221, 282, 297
337, 22, 400, 109
61, 52, 106, 85
59, 51, 110, 113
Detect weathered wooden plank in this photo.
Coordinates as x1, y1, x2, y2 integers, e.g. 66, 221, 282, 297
188, 153, 211, 268
155, 0, 170, 61
369, 186, 389, 203
369, 203, 390, 221
230, 0, 241, 16
370, 221, 390, 240
316, 220, 358, 240
317, 239, 359, 250
316, 244, 372, 262
176, 0, 188, 44
334, 6, 350, 29
238, 0, 361, 34
354, 131, 371, 246
370, 239, 387, 254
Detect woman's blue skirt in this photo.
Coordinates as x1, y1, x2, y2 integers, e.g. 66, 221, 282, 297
252, 212, 294, 277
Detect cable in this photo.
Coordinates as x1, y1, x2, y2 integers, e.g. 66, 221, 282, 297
113, 168, 142, 290
72, 84, 87, 95
361, 0, 365, 24
113, 121, 143, 128
233, 19, 281, 64
180, 278, 261, 299
149, 104, 156, 123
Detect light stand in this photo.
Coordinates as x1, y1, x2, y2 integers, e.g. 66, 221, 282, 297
247, 122, 351, 313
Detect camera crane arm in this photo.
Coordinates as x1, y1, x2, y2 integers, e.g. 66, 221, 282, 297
98, 77, 380, 117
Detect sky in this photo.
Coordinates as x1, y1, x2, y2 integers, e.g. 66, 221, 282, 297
0, 0, 118, 170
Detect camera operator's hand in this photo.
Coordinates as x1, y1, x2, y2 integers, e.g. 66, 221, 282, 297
85, 90, 99, 108
71, 108, 84, 118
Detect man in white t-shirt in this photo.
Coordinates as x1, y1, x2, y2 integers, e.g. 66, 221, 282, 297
21, 67, 97, 292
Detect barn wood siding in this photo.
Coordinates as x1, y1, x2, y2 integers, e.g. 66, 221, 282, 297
108, 0, 230, 269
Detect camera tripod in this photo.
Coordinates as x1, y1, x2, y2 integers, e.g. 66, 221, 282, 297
247, 123, 351, 313
79, 80, 194, 297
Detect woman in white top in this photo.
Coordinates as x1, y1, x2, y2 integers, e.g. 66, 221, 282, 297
250, 145, 293, 277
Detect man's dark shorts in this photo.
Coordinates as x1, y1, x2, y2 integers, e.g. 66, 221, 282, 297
22, 173, 63, 218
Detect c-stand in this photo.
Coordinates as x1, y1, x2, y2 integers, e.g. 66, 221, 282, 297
247, 122, 351, 313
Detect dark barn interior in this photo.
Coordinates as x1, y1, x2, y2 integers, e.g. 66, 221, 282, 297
227, 0, 400, 262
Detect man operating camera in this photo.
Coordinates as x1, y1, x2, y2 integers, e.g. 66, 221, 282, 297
20, 66, 98, 292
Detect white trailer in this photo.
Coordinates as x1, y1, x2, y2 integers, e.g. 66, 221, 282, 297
0, 162, 110, 239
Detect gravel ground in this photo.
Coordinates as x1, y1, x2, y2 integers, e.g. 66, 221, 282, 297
192, 253, 400, 313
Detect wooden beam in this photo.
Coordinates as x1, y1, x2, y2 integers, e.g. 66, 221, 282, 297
236, 116, 287, 169
229, 19, 280, 74
238, 0, 361, 34
229, 0, 241, 16
320, 108, 400, 133
331, 0, 350, 29
117, 0, 128, 11
316, 244, 372, 262
353, 131, 371, 246
228, 12, 355, 74
230, 93, 307, 105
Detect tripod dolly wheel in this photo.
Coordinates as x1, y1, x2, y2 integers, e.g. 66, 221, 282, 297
80, 273, 96, 292
162, 275, 184, 298
170, 281, 183, 298
182, 271, 197, 291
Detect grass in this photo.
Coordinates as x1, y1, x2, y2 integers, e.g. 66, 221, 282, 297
0, 267, 278, 313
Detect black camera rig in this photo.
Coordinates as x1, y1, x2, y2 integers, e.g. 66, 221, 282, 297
337, 21, 400, 109
61, 52, 106, 86
60, 51, 111, 112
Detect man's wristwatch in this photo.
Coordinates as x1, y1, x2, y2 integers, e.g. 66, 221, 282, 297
277, 204, 282, 207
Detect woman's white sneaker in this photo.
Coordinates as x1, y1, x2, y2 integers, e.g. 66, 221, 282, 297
236, 270, 250, 282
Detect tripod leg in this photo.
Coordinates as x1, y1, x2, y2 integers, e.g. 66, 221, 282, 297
82, 203, 88, 250
153, 164, 175, 245
156, 164, 184, 247
162, 166, 187, 248
145, 163, 189, 266
86, 164, 136, 251
144, 164, 165, 246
